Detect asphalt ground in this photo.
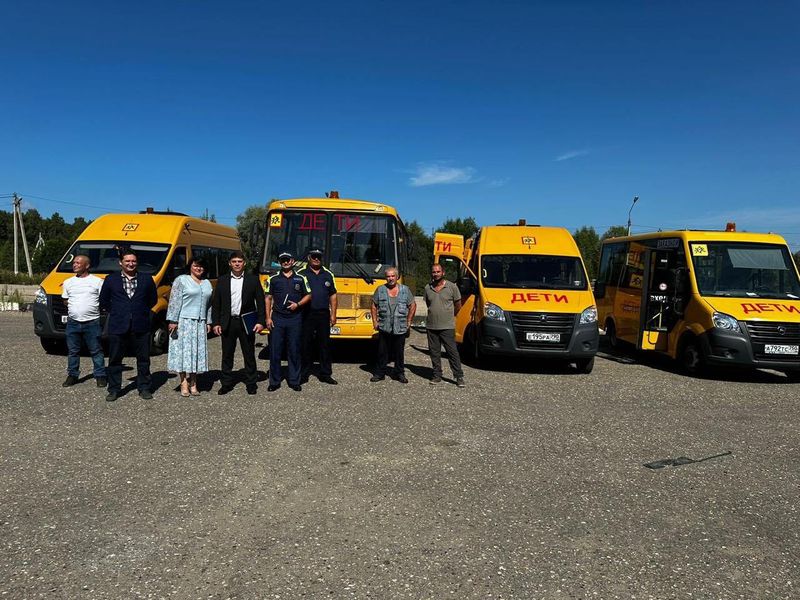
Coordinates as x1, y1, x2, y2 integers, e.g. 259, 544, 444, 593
1, 310, 798, 599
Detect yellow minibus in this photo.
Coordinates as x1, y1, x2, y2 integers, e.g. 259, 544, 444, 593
255, 192, 411, 339
33, 209, 241, 354
434, 221, 599, 373
595, 227, 800, 380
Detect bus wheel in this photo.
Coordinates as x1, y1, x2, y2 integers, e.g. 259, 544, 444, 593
679, 336, 704, 375
40, 337, 67, 355
575, 357, 595, 374
151, 317, 169, 355
605, 319, 619, 349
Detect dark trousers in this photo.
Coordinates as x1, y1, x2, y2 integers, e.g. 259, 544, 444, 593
302, 310, 332, 379
107, 330, 151, 394
65, 318, 106, 378
269, 316, 302, 386
427, 328, 463, 378
375, 331, 407, 377
220, 317, 258, 387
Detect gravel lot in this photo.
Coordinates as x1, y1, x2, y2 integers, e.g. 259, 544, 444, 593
1, 310, 798, 599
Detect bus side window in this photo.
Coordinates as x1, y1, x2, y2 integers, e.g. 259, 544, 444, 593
166, 247, 187, 283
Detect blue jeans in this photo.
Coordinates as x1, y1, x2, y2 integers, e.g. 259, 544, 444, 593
65, 318, 106, 378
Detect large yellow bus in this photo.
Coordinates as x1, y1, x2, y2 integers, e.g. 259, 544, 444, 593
596, 227, 800, 380
256, 193, 412, 339
33, 209, 241, 354
434, 221, 599, 373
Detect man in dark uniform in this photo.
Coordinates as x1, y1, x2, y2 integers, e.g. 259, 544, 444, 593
297, 248, 338, 385
264, 250, 311, 392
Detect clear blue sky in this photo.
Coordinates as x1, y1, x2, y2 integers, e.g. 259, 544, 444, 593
2, 1, 799, 249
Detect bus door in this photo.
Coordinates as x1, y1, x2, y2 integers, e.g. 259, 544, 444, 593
437, 254, 477, 344
638, 241, 683, 351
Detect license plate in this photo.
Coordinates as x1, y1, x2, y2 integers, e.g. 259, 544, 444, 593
330, 326, 341, 335
61, 315, 68, 324
764, 344, 799, 355
526, 332, 560, 342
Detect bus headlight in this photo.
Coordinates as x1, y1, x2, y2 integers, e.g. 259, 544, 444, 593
484, 302, 505, 322
34, 286, 48, 305
712, 312, 741, 333
580, 305, 598, 324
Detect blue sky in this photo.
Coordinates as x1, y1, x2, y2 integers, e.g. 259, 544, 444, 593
1, 1, 799, 249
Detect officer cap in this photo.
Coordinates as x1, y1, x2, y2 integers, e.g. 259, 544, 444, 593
307, 247, 323, 257
278, 250, 294, 260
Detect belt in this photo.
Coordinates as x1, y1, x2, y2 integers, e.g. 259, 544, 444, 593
231, 315, 242, 319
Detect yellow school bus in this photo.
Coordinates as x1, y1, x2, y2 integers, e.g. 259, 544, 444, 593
434, 221, 599, 372
256, 193, 412, 339
596, 228, 800, 380
33, 209, 241, 354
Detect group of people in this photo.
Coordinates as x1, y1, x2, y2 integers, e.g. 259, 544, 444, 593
60, 247, 465, 401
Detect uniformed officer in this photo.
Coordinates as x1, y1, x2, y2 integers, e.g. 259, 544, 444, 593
264, 250, 311, 392
297, 248, 338, 385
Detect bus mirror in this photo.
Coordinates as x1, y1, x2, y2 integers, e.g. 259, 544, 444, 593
594, 281, 606, 299
459, 276, 475, 297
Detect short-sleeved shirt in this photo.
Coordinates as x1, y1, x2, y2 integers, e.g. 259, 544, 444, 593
423, 280, 461, 330
297, 266, 337, 311
62, 274, 104, 321
264, 271, 311, 319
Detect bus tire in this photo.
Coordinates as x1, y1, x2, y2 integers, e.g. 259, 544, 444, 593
40, 337, 67, 355
575, 357, 595, 374
605, 318, 619, 349
679, 335, 704, 376
150, 314, 169, 356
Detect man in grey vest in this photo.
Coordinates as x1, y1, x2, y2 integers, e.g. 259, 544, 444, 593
424, 263, 465, 387
370, 266, 416, 383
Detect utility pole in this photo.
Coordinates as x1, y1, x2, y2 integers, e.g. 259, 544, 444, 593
12, 194, 34, 276
626, 195, 639, 236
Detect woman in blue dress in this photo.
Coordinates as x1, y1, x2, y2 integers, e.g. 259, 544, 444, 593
166, 257, 213, 396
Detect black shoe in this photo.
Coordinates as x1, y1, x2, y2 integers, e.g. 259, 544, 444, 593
246, 385, 257, 395
139, 390, 153, 400
289, 384, 302, 392
105, 392, 117, 402
267, 384, 281, 392
456, 377, 466, 388
396, 375, 409, 384
370, 375, 385, 382
96, 377, 107, 388
217, 386, 234, 395
62, 375, 78, 387
319, 375, 338, 385
300, 376, 310, 385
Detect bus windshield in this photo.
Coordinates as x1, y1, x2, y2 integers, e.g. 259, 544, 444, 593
481, 255, 588, 290
691, 242, 800, 299
263, 211, 399, 279
57, 242, 171, 275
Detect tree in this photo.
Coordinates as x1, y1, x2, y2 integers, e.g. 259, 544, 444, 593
573, 226, 601, 280
32, 237, 70, 273
439, 216, 479, 240
601, 225, 628, 240
236, 204, 269, 266
404, 220, 433, 294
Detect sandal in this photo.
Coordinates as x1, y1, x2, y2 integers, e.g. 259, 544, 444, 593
179, 380, 190, 397
189, 375, 200, 396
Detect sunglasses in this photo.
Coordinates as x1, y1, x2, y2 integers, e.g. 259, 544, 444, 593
279, 257, 293, 263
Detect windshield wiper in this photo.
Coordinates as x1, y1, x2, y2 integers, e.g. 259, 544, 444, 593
342, 249, 374, 284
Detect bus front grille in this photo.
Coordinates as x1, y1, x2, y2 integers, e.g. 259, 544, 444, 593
509, 311, 576, 350
337, 294, 373, 310
50, 295, 68, 331
744, 321, 800, 361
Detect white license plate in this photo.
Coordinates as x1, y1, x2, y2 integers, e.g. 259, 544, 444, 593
330, 326, 341, 335
526, 332, 560, 342
764, 344, 799, 355
61, 315, 68, 324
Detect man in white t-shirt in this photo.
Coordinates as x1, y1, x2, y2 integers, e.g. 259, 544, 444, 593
61, 255, 107, 388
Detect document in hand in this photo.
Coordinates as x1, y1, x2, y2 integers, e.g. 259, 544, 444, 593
241, 311, 258, 335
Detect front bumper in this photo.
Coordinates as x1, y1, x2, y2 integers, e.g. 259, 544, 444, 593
478, 314, 599, 359
699, 326, 800, 372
